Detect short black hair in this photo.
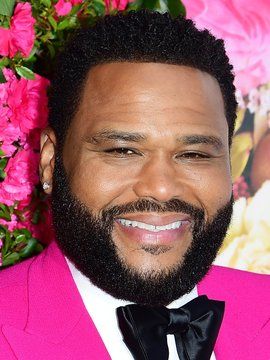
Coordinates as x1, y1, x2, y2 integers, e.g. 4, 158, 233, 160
48, 10, 237, 148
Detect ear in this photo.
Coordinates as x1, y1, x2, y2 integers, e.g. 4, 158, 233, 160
39, 127, 57, 194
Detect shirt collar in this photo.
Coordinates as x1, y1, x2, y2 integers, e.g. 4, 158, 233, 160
65, 256, 199, 359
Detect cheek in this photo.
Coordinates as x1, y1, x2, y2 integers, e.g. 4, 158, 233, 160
189, 165, 232, 218
68, 158, 136, 210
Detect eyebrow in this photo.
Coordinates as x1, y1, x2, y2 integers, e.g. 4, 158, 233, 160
83, 130, 224, 150
177, 135, 224, 151
82, 130, 147, 144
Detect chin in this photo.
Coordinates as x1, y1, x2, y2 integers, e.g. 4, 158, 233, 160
120, 251, 185, 277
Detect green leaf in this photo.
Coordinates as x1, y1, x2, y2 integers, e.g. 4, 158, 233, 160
48, 15, 57, 31
15, 65, 35, 80
0, 204, 10, 213
0, 226, 6, 238
19, 238, 39, 258
126, 0, 141, 11
40, 31, 55, 43
129, 0, 185, 15
70, 4, 82, 16
0, 148, 5, 156
0, 67, 6, 83
13, 228, 31, 238
0, 57, 9, 67
91, 0, 105, 16
0, 0, 16, 16
0, 208, 10, 220
35, 243, 44, 254
141, 0, 158, 10
2, 252, 20, 267
41, 0, 51, 7
0, 157, 8, 171
1, 228, 11, 255
24, 45, 37, 61
14, 234, 26, 244
0, 203, 11, 221
163, 0, 186, 17
0, 169, 6, 181
57, 18, 71, 31
47, 43, 56, 59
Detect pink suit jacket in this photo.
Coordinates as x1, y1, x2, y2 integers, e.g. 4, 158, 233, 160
0, 241, 269, 359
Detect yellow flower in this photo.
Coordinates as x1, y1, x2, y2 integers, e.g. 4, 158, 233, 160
215, 181, 270, 274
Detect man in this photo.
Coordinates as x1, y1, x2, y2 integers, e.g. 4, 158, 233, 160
0, 10, 269, 360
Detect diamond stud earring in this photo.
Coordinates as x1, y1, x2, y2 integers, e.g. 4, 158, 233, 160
42, 182, 50, 191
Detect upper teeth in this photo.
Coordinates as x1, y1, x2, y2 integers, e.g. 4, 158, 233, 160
118, 219, 183, 232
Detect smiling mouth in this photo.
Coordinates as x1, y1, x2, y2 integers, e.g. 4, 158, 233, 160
115, 217, 191, 246
116, 218, 187, 232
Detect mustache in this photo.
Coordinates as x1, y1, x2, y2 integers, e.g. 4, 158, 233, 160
101, 198, 205, 222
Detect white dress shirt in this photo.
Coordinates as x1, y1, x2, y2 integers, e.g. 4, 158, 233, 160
66, 258, 216, 360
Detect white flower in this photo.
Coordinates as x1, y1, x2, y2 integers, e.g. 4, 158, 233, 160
244, 181, 270, 232
216, 181, 270, 274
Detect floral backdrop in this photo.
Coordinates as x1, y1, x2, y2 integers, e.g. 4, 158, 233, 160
0, 0, 269, 274
185, 0, 270, 274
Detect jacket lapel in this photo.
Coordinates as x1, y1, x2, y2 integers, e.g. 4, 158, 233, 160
2, 241, 111, 360
198, 265, 270, 359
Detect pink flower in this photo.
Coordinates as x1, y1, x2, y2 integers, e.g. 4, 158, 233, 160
185, 0, 270, 95
0, 240, 2, 266
0, 69, 26, 156
0, 69, 15, 121
0, 148, 39, 206
16, 194, 33, 210
55, 0, 72, 16
0, 214, 18, 231
233, 176, 250, 200
7, 74, 49, 135
105, 0, 130, 11
0, 121, 26, 156
0, 2, 36, 58
0, 68, 48, 152
0, 28, 9, 56
71, 0, 84, 4
1, 68, 16, 84
55, 0, 83, 16
0, 88, 12, 125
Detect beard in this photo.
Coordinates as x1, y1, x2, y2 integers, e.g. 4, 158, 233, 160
51, 154, 234, 306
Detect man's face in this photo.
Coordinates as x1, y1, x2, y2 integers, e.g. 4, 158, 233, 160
41, 62, 233, 305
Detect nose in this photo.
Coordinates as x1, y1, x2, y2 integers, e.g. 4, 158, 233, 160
133, 154, 180, 202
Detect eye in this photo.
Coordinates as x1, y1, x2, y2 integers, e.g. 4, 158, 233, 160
177, 152, 211, 159
104, 147, 139, 157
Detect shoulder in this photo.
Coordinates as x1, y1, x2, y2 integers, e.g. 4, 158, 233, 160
198, 265, 269, 306
202, 264, 269, 285
0, 242, 55, 291
0, 242, 67, 327
0, 255, 34, 288
201, 264, 269, 288
198, 267, 270, 358
0, 254, 38, 327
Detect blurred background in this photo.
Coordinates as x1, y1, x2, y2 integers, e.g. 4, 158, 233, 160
185, 0, 270, 274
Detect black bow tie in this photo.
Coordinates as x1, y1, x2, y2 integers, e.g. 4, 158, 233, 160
117, 295, 225, 360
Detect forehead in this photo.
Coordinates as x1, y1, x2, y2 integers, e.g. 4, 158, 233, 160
70, 62, 227, 138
